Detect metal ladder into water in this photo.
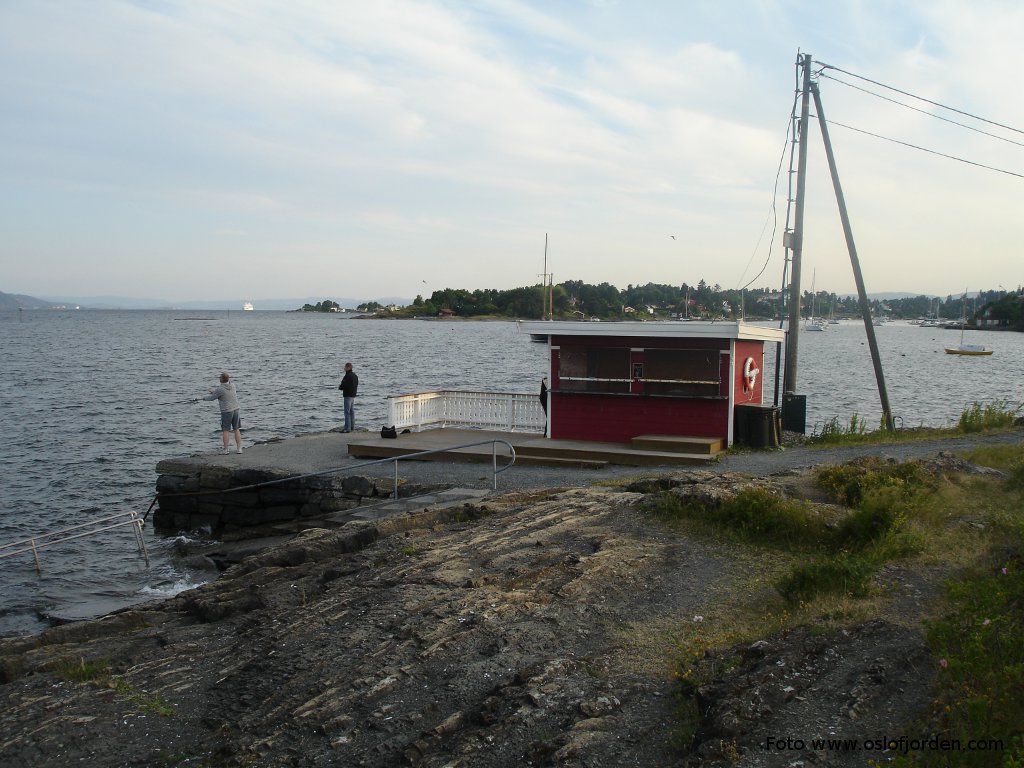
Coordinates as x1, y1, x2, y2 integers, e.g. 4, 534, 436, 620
0, 511, 149, 574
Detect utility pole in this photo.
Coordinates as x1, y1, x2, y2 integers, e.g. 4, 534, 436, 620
811, 82, 895, 430
781, 52, 812, 431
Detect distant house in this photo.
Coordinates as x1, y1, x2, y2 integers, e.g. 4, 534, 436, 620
438, 308, 456, 317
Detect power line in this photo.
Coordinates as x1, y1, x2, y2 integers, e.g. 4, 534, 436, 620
815, 61, 1024, 137
817, 116, 1024, 179
818, 71, 1024, 149
738, 105, 795, 292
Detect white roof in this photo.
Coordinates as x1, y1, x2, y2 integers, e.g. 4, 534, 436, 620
518, 320, 785, 343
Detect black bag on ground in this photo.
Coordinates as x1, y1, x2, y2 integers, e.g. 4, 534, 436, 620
380, 425, 398, 439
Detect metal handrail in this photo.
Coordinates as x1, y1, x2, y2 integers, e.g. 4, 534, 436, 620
375, 438, 516, 497
1, 440, 516, 574
156, 439, 517, 502
0, 510, 149, 574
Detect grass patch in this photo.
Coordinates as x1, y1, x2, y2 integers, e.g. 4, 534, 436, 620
776, 555, 875, 602
806, 401, 1022, 447
648, 461, 930, 603
49, 656, 112, 683
48, 656, 176, 717
650, 487, 829, 549
960, 443, 1024, 492
957, 399, 1022, 433
816, 457, 933, 508
648, 453, 1024, 765
891, 545, 1024, 766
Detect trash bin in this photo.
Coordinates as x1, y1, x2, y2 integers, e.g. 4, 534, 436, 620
733, 405, 750, 446
735, 405, 780, 448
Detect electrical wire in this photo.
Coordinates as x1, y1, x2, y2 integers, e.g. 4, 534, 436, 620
737, 92, 799, 293
818, 71, 1024, 149
815, 61, 1024, 137
809, 61, 1024, 180
816, 117, 1024, 179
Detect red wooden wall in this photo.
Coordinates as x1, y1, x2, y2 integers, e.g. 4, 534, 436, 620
548, 334, 766, 444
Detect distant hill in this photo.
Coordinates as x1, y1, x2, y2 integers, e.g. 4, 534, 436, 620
0, 291, 69, 310
30, 295, 414, 310
843, 292, 937, 301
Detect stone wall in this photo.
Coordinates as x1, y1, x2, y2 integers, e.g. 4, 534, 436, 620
154, 461, 399, 536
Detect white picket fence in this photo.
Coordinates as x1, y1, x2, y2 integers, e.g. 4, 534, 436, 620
387, 390, 545, 433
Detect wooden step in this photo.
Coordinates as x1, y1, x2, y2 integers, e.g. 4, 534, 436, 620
347, 442, 606, 469
516, 445, 717, 467
630, 434, 723, 455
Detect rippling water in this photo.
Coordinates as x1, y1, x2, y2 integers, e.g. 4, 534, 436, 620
1, 311, 1021, 636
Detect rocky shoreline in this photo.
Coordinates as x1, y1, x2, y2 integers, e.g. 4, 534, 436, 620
1, 433, 1021, 766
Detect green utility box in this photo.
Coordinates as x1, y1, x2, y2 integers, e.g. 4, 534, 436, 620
782, 393, 807, 434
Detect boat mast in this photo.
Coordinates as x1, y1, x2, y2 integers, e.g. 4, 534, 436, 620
540, 233, 549, 320
959, 290, 967, 346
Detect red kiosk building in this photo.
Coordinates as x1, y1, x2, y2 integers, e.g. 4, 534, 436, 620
521, 321, 786, 448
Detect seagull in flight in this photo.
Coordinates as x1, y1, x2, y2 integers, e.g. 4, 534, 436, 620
669, 235, 676, 240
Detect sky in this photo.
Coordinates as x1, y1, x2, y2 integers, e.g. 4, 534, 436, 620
1, 0, 1022, 303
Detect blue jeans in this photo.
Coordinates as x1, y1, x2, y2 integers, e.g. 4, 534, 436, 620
343, 397, 355, 431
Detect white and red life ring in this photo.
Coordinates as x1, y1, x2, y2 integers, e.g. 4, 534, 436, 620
742, 357, 759, 393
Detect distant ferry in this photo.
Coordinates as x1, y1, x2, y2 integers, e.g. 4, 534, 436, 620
242, 302, 254, 311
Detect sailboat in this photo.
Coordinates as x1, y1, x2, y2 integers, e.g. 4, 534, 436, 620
944, 291, 992, 355
530, 234, 553, 342
804, 271, 825, 331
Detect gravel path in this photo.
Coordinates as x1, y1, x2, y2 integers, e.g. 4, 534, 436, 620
358, 429, 1024, 494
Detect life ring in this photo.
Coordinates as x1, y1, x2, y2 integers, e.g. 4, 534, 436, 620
742, 357, 759, 393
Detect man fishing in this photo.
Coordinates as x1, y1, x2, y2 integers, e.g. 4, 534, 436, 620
194, 372, 243, 454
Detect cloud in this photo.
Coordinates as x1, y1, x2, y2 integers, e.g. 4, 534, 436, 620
1, 0, 1021, 299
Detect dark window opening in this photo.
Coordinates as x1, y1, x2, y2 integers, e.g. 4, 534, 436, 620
641, 349, 720, 396
558, 347, 630, 393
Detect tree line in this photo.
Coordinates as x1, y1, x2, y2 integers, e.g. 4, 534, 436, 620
302, 282, 1024, 329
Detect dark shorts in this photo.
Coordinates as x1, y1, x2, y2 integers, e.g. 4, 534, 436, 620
220, 409, 241, 431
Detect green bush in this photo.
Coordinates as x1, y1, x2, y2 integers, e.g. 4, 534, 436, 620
776, 555, 874, 602
816, 458, 930, 507
1008, 456, 1024, 490
832, 495, 905, 551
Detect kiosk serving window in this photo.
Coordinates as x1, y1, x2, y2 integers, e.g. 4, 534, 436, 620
557, 347, 630, 393
641, 349, 720, 396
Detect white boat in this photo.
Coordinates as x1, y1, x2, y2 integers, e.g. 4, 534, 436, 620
804, 270, 825, 330
945, 343, 992, 356
242, 302, 254, 311
944, 290, 992, 355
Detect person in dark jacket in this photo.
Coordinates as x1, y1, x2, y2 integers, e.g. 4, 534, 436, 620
339, 362, 358, 432
539, 377, 548, 432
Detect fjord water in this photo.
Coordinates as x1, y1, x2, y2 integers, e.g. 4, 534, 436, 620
1, 311, 1021, 636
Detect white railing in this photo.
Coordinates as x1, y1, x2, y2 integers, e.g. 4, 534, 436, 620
388, 390, 545, 433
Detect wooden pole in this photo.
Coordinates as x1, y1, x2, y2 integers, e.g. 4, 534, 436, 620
810, 82, 895, 430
